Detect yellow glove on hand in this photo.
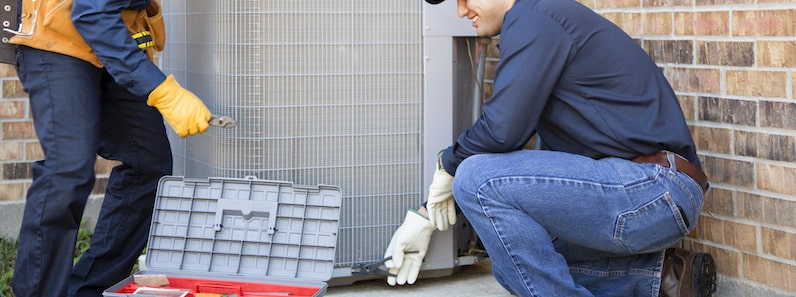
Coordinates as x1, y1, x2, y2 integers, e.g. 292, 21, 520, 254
384, 210, 435, 286
426, 153, 456, 231
147, 75, 212, 138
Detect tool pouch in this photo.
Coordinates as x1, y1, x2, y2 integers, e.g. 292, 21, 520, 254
145, 0, 165, 51
123, 0, 165, 61
9, 0, 100, 66
10, 0, 165, 66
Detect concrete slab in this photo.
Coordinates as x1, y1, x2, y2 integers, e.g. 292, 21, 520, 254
326, 258, 514, 297
0, 197, 104, 240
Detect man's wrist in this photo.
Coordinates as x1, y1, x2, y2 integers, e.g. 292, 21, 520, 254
418, 206, 429, 216
437, 149, 445, 170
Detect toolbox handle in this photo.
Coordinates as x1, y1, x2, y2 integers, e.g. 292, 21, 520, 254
194, 282, 242, 295
214, 199, 278, 235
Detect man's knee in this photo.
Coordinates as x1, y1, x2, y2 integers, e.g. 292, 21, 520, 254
452, 154, 492, 200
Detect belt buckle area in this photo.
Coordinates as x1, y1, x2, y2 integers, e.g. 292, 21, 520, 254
632, 151, 708, 193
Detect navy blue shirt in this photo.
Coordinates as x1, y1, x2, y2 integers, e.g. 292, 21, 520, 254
441, 0, 699, 175
72, 0, 166, 96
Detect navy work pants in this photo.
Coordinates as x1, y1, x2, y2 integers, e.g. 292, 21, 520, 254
12, 46, 173, 297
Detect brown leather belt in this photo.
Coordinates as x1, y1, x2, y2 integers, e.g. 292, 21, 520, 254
631, 151, 708, 193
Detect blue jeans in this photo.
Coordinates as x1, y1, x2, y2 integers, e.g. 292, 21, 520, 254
452, 150, 705, 297
12, 46, 173, 297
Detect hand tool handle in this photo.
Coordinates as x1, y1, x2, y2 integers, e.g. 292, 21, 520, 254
208, 115, 237, 128
194, 282, 242, 295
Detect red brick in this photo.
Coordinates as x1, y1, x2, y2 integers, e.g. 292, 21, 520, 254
577, 0, 596, 9
760, 101, 796, 130
693, 125, 732, 154
0, 100, 26, 119
733, 10, 796, 37
702, 187, 734, 216
0, 183, 24, 201
757, 163, 796, 196
696, 41, 754, 66
622, 12, 644, 36
675, 11, 730, 36
695, 0, 754, 4
701, 155, 755, 187
0, 141, 23, 161
2, 121, 36, 139
698, 97, 756, 126
727, 70, 788, 98
737, 191, 764, 222
646, 0, 692, 6
674, 12, 694, 35
643, 39, 693, 64
738, 194, 796, 229
762, 227, 796, 261
677, 95, 696, 120
600, 12, 624, 28
594, 0, 641, 8
0, 65, 16, 78
758, 41, 796, 67
734, 130, 796, 162
743, 254, 796, 292
695, 216, 756, 251
665, 67, 721, 93
2, 79, 26, 98
2, 162, 32, 180
643, 12, 673, 35
25, 141, 43, 160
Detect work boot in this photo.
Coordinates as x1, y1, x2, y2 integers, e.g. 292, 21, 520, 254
659, 248, 717, 297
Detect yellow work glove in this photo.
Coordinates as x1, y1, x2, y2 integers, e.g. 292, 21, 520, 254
426, 151, 456, 231
147, 75, 212, 138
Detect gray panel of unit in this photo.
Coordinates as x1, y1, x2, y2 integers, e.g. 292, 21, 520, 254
160, 0, 483, 285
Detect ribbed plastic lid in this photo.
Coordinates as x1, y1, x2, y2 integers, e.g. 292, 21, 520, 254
145, 176, 342, 282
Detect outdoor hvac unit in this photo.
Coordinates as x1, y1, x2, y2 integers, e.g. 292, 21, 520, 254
160, 0, 483, 284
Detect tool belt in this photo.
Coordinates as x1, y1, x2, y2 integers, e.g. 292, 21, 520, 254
632, 151, 709, 193
7, 0, 165, 67
0, 0, 19, 64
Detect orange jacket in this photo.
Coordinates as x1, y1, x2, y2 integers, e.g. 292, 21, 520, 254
9, 0, 165, 67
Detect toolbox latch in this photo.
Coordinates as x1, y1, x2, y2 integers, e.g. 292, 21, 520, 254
213, 199, 279, 235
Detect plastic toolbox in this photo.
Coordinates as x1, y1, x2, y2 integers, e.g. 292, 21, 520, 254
104, 176, 342, 297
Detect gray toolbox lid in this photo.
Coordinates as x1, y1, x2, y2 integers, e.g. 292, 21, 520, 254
144, 176, 342, 282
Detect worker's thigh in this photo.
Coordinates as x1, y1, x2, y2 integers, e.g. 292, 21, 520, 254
452, 150, 704, 255
16, 46, 105, 174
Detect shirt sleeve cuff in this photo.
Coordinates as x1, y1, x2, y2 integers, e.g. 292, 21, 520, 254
116, 59, 168, 97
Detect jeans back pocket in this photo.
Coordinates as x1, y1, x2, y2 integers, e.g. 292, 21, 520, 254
613, 192, 690, 254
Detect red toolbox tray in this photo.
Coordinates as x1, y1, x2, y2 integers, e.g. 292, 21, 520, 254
109, 274, 321, 297
104, 176, 342, 297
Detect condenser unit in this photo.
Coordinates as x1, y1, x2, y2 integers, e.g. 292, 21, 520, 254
160, 0, 484, 285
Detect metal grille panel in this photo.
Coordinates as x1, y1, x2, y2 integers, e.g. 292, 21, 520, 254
161, 0, 423, 268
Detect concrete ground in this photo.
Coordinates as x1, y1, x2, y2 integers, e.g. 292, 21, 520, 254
325, 258, 514, 297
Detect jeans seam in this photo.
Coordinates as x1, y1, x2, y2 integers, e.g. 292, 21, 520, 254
477, 181, 539, 297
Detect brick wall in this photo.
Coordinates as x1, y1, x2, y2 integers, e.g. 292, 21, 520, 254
0, 63, 30, 201
481, 1, 796, 295
1, 0, 794, 295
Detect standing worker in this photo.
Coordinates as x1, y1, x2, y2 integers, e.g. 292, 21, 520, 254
384, 0, 718, 296
7, 0, 212, 296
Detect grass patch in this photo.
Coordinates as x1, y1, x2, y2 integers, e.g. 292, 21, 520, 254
0, 236, 17, 297
0, 219, 98, 297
